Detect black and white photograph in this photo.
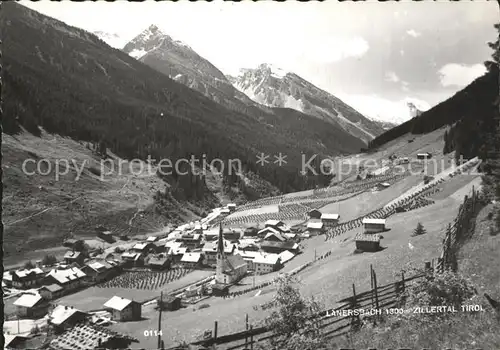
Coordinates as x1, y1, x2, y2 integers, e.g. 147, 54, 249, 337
1, 0, 500, 349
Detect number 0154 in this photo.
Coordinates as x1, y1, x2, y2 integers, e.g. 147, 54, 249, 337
144, 330, 163, 337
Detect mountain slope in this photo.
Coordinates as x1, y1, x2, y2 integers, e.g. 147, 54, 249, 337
2, 2, 365, 194
121, 25, 368, 149
228, 64, 387, 143
367, 68, 499, 161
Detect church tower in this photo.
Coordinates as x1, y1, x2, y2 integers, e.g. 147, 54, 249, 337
216, 223, 226, 284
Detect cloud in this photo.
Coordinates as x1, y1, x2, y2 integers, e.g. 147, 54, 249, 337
438, 63, 487, 87
385, 71, 400, 83
337, 94, 431, 125
305, 37, 369, 64
406, 29, 421, 38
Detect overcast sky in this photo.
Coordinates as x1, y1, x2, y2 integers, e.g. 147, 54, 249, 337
24, 1, 499, 123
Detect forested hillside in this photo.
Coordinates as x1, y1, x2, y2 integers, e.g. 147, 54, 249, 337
2, 2, 364, 197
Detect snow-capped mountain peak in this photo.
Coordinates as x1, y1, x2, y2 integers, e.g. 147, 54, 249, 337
93, 30, 130, 49
228, 64, 386, 142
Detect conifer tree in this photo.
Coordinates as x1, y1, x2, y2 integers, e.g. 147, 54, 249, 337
412, 222, 427, 236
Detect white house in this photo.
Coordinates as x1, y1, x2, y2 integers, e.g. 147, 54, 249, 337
45, 267, 86, 292
306, 222, 324, 236
362, 218, 386, 233
253, 253, 281, 275
13, 294, 49, 318
103, 296, 141, 322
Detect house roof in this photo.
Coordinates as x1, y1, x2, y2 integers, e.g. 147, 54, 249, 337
170, 247, 188, 255
41, 284, 64, 293
307, 222, 324, 229
264, 231, 287, 242
4, 335, 29, 348
181, 252, 202, 263
321, 213, 340, 220
264, 219, 284, 227
50, 305, 87, 326
260, 241, 298, 250
355, 232, 381, 242
362, 218, 386, 225
104, 296, 136, 311
47, 267, 86, 284
48, 323, 137, 350
148, 256, 169, 266
253, 253, 280, 265
63, 251, 81, 260
146, 236, 158, 242
121, 252, 140, 259
14, 294, 44, 308
308, 209, 321, 214
132, 242, 150, 250
14, 267, 45, 278
278, 250, 295, 263
202, 239, 234, 253
258, 226, 280, 235
86, 260, 113, 272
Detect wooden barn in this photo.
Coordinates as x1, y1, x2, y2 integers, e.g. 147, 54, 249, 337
362, 218, 386, 233
158, 295, 181, 311
307, 209, 322, 219
355, 232, 381, 252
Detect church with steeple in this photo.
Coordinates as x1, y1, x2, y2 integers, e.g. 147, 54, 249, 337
215, 223, 247, 285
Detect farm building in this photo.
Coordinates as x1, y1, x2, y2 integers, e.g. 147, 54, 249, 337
48, 323, 138, 349
244, 226, 259, 237
146, 236, 158, 242
82, 260, 118, 283
147, 255, 170, 270
151, 241, 166, 253
38, 284, 64, 300
45, 267, 87, 292
9, 268, 46, 289
49, 305, 89, 333
227, 203, 237, 212
321, 213, 340, 226
417, 152, 433, 160
264, 219, 287, 231
257, 226, 281, 238
13, 294, 50, 318
260, 241, 299, 254
104, 296, 142, 322
130, 242, 155, 255
63, 251, 84, 266
362, 218, 386, 233
237, 240, 260, 252
202, 239, 236, 266
220, 208, 231, 215
306, 221, 324, 236
376, 182, 391, 190
97, 230, 115, 243
211, 283, 229, 297
121, 252, 145, 267
253, 253, 281, 275
308, 209, 322, 219
355, 233, 381, 252
180, 252, 203, 268
263, 230, 287, 242
169, 247, 188, 263
158, 295, 181, 311
176, 233, 203, 250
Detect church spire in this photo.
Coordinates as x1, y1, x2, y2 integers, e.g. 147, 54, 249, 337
217, 223, 225, 256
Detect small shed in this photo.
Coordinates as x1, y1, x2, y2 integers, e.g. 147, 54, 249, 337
306, 221, 324, 236
158, 295, 181, 311
417, 152, 432, 160
307, 209, 322, 219
362, 218, 386, 233
355, 233, 381, 252
227, 203, 237, 212
211, 283, 229, 297
38, 284, 64, 300
63, 251, 85, 266
321, 213, 340, 226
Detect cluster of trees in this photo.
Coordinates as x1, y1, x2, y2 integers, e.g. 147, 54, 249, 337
368, 23, 499, 166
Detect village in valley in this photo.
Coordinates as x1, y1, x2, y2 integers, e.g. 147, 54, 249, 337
3, 139, 485, 349
3, 1, 499, 349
